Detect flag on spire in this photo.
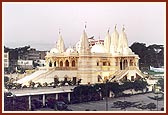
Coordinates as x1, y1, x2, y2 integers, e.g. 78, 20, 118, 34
115, 24, 117, 30
59, 28, 61, 34
85, 21, 87, 29
108, 27, 110, 33
122, 25, 125, 31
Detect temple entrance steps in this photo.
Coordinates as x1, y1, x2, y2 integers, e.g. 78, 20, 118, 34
16, 70, 47, 85
32, 68, 56, 82
110, 66, 146, 82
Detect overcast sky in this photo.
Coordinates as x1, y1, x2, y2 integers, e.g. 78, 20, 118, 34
3, 2, 166, 51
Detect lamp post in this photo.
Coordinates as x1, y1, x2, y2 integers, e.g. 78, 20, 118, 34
105, 80, 108, 111
12, 94, 16, 111
98, 74, 115, 111
155, 82, 159, 111
104, 76, 115, 111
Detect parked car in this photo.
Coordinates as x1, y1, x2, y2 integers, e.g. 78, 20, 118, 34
46, 98, 68, 111
55, 101, 68, 111
31, 99, 43, 110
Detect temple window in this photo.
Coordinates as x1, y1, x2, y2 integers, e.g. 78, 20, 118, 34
49, 61, 52, 67
72, 60, 75, 67
131, 76, 134, 81
120, 61, 122, 70
65, 60, 69, 67
97, 62, 99, 66
60, 61, 63, 67
130, 60, 133, 66
54, 61, 56, 67
103, 62, 106, 66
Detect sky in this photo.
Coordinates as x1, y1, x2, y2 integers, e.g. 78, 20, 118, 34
3, 2, 166, 51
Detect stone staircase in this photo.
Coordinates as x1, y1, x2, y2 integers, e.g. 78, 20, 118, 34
32, 68, 55, 82
16, 70, 47, 85
110, 66, 145, 81
111, 69, 128, 81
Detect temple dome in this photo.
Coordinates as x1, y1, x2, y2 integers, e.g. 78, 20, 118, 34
91, 44, 107, 53
50, 48, 59, 54
123, 47, 134, 55
66, 47, 74, 53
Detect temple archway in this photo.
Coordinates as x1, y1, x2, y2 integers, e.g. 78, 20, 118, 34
130, 60, 133, 66
65, 60, 69, 67
120, 61, 122, 70
54, 61, 56, 67
60, 61, 63, 67
123, 60, 128, 70
49, 61, 52, 67
72, 60, 75, 67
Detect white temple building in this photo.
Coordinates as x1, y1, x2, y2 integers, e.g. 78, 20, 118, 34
17, 25, 145, 86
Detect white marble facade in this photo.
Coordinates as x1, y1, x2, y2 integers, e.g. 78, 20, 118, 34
43, 25, 144, 85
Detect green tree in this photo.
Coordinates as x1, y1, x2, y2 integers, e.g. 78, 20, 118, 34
28, 80, 35, 88
77, 79, 82, 85
147, 103, 156, 110
43, 82, 48, 87
157, 78, 164, 92
36, 82, 42, 87
133, 79, 148, 92
4, 76, 9, 83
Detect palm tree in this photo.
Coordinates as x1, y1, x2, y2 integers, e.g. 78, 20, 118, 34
147, 103, 156, 110
28, 80, 35, 88
43, 82, 48, 87
77, 79, 82, 85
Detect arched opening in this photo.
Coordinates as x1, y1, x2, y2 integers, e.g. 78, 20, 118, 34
135, 73, 141, 80
60, 61, 63, 67
103, 62, 106, 66
97, 75, 102, 82
123, 60, 128, 70
54, 61, 56, 67
72, 60, 75, 67
123, 75, 127, 81
49, 61, 52, 67
65, 60, 69, 67
131, 76, 134, 81
130, 60, 133, 66
97, 62, 99, 66
120, 61, 122, 70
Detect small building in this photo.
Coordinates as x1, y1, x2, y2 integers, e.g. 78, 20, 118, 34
17, 60, 34, 70
4, 52, 9, 68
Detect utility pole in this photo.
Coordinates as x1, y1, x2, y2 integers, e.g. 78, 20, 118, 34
105, 80, 108, 111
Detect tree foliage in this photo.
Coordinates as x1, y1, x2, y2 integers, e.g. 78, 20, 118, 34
130, 42, 164, 69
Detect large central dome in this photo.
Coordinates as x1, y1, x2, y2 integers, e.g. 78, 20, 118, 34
91, 44, 107, 53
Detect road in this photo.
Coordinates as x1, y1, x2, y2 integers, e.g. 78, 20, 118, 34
67, 93, 164, 111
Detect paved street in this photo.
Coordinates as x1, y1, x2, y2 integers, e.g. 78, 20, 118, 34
67, 93, 164, 111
